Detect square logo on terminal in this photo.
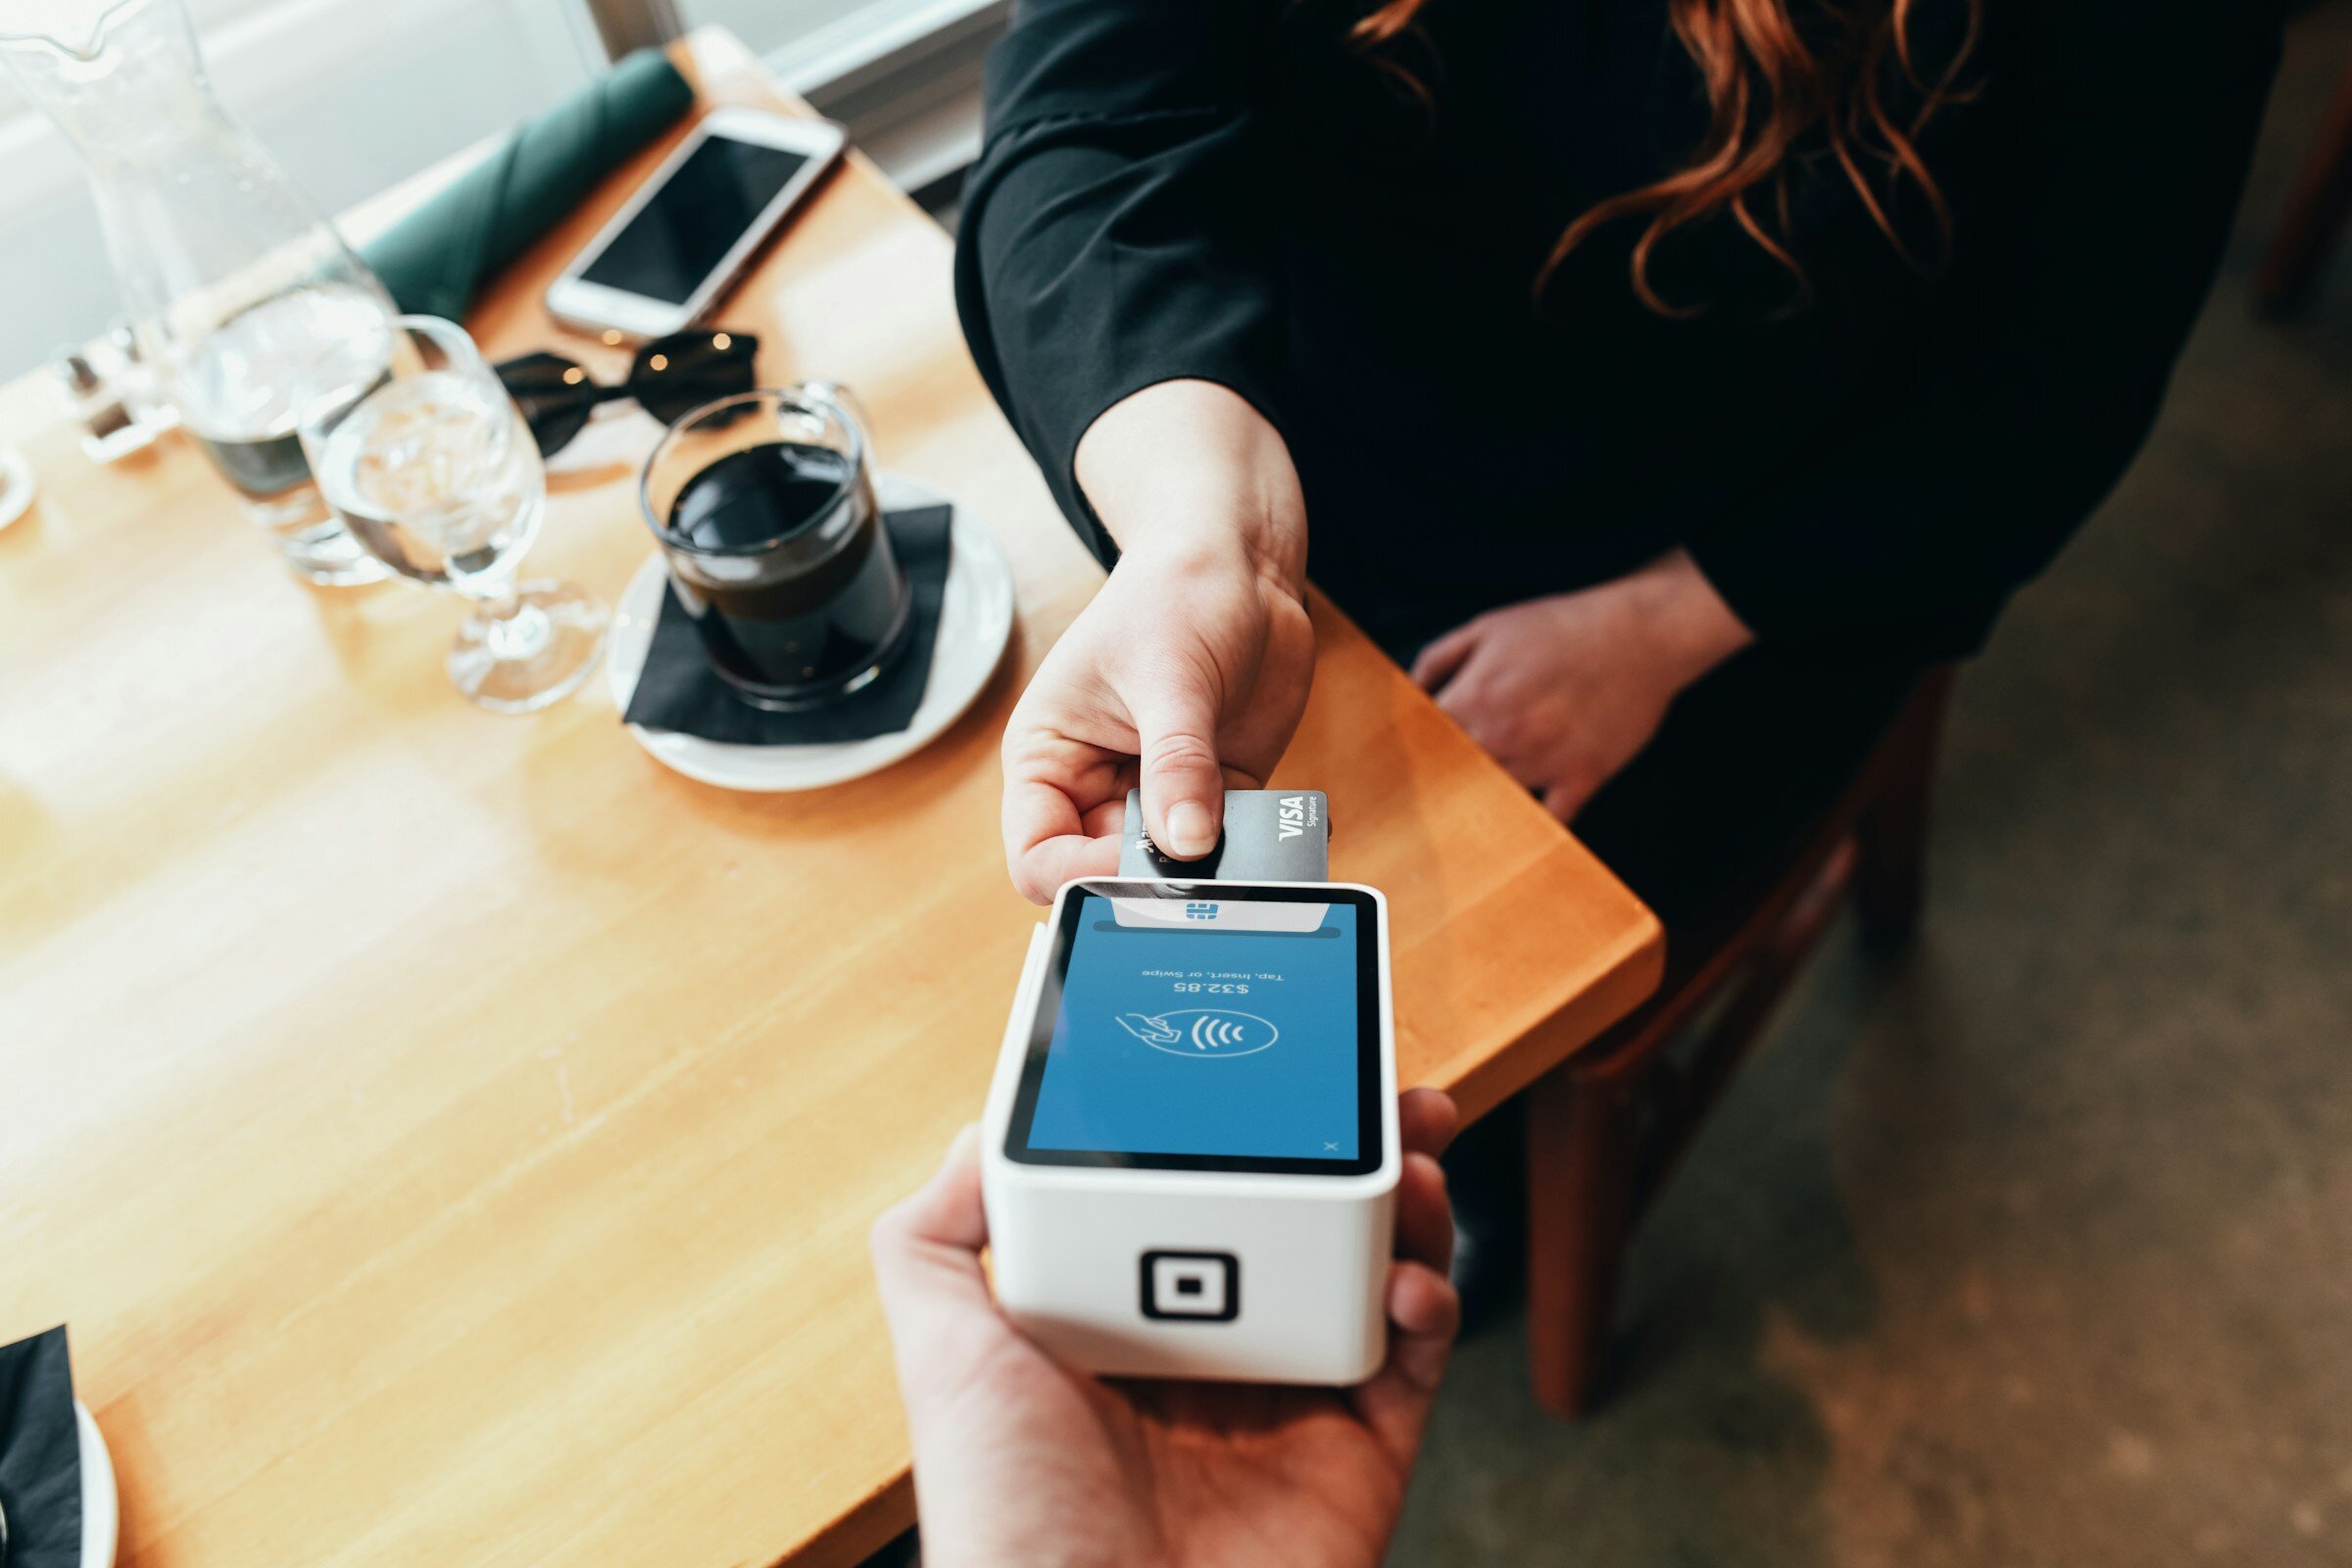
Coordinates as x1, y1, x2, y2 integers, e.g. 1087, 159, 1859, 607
1140, 1250, 1240, 1322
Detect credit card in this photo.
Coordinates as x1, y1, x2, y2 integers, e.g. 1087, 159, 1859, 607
1119, 789, 1330, 882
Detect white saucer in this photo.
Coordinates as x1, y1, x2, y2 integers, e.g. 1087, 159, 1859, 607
0, 444, 34, 531
609, 471, 1015, 792
77, 1401, 117, 1568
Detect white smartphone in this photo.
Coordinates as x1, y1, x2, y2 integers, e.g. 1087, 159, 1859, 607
544, 106, 847, 341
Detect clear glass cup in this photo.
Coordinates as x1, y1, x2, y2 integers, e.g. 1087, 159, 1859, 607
638, 384, 911, 710
299, 317, 609, 713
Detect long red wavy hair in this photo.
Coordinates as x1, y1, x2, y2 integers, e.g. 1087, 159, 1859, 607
1350, 0, 1981, 313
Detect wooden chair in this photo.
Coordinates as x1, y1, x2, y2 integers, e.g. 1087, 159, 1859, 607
1523, 665, 1958, 1416
2256, 50, 2352, 317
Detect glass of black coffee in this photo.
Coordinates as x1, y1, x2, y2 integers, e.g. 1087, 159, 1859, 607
640, 384, 912, 710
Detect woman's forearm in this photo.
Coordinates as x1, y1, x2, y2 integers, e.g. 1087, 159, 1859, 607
1074, 379, 1308, 599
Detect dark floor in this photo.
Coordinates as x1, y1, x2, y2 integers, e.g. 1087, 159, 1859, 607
1393, 10, 2352, 1567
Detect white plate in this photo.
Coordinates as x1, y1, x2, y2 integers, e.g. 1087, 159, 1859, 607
77, 1401, 117, 1568
609, 472, 1015, 792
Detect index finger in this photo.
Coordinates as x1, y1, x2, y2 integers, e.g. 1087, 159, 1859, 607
1008, 823, 1121, 905
1410, 623, 1480, 693
868, 1125, 988, 1297
1399, 1087, 1459, 1159
1002, 737, 1126, 903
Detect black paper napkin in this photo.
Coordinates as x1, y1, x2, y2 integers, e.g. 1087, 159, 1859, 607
623, 504, 955, 745
0, 1325, 80, 1568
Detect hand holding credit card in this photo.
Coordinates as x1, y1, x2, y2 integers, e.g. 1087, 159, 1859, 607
993, 380, 1317, 903
1120, 789, 1330, 882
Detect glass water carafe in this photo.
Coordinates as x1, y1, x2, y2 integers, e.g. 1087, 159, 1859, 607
0, 0, 395, 585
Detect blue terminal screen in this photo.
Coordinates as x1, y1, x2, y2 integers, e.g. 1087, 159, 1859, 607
1021, 892, 1368, 1166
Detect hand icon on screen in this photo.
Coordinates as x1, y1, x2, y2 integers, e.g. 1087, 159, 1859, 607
1117, 1012, 1181, 1047
1115, 1009, 1279, 1057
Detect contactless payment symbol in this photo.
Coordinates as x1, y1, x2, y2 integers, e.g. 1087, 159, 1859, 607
1115, 1009, 1279, 1058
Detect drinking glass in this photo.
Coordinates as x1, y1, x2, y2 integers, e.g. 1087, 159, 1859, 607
300, 317, 609, 712
638, 384, 911, 710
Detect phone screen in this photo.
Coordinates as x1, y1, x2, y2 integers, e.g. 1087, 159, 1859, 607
578, 133, 812, 305
1006, 884, 1383, 1175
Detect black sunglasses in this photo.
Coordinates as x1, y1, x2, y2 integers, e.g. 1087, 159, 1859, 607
495, 329, 760, 456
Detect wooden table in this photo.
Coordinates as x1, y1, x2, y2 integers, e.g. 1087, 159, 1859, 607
0, 30, 1659, 1568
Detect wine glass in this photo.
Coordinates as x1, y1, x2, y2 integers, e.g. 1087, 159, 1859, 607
299, 316, 608, 712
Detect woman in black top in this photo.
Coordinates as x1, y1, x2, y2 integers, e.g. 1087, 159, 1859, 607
957, 0, 2280, 923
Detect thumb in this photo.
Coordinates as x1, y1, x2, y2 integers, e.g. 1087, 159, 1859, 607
869, 1125, 990, 1316
1132, 681, 1226, 860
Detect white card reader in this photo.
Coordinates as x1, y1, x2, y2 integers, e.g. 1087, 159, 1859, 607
981, 800, 1398, 1384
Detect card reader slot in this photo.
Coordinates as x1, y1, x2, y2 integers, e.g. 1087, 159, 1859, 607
1087, 922, 1343, 939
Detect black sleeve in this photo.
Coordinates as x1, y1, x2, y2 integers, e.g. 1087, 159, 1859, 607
954, 0, 1291, 569
1685, 6, 2283, 660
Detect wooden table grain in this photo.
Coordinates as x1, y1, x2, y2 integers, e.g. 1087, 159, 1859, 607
0, 29, 1660, 1568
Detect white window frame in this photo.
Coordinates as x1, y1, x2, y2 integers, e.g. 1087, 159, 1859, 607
583, 0, 1005, 200
779, 0, 1004, 199
0, 0, 1000, 239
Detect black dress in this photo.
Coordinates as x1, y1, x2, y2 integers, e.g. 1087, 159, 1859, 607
954, 0, 2281, 923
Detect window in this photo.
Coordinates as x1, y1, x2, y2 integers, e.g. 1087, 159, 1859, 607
0, 0, 1001, 379
675, 0, 881, 60
0, 0, 601, 378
